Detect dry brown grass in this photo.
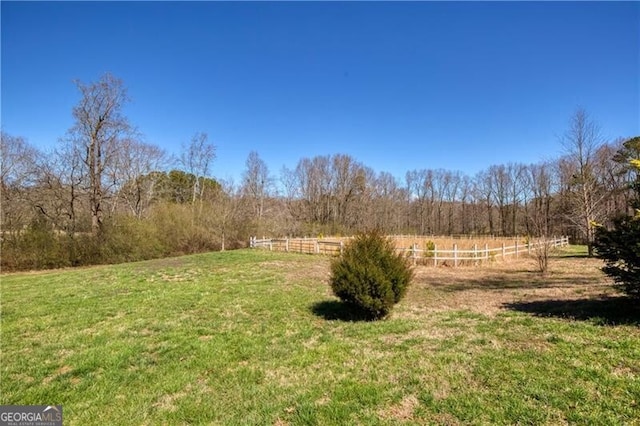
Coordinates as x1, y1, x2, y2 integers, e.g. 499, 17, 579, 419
284, 249, 613, 319
401, 255, 614, 318
378, 394, 420, 422
276, 246, 622, 324
390, 235, 528, 251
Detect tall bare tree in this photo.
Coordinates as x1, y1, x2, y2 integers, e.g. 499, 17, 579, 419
561, 108, 606, 256
475, 170, 495, 235
488, 164, 510, 235
241, 151, 271, 224
65, 73, 133, 235
446, 171, 462, 235
330, 154, 368, 230
285, 156, 332, 227
507, 163, 526, 235
180, 132, 217, 204
405, 169, 433, 234
525, 161, 555, 237
372, 171, 407, 233
458, 175, 474, 235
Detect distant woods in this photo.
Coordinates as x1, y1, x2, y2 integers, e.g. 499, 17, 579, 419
1, 74, 638, 270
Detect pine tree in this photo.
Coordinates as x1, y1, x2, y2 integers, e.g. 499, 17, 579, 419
594, 137, 640, 298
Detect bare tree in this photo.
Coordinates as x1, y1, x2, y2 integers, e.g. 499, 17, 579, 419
330, 154, 368, 230
488, 164, 510, 236
525, 162, 555, 237
118, 139, 167, 218
289, 156, 332, 227
561, 108, 606, 256
459, 175, 476, 234
211, 179, 241, 251
180, 132, 216, 204
65, 73, 133, 235
475, 170, 495, 235
372, 171, 407, 233
507, 163, 526, 235
406, 169, 434, 234
39, 143, 86, 233
595, 140, 630, 219
241, 151, 271, 225
0, 132, 41, 234
443, 171, 460, 235
432, 169, 449, 234
523, 161, 559, 274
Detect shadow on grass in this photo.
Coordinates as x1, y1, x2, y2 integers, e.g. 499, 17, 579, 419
311, 300, 376, 322
429, 272, 599, 292
503, 297, 639, 326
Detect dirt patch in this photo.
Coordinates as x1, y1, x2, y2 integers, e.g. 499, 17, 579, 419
429, 412, 462, 425
153, 378, 212, 412
42, 365, 73, 385
378, 394, 419, 422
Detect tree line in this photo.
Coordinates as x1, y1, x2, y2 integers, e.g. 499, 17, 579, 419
1, 73, 638, 270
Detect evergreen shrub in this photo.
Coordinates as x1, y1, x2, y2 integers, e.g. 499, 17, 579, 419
329, 231, 413, 319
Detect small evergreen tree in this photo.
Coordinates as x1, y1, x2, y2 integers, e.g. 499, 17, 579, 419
594, 136, 640, 299
329, 232, 413, 319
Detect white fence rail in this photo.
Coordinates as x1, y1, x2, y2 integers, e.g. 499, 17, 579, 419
250, 237, 346, 255
250, 236, 570, 267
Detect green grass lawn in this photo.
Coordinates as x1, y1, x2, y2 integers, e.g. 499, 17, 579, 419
1, 248, 639, 425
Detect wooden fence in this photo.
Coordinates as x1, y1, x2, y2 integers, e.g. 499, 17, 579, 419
249, 235, 570, 267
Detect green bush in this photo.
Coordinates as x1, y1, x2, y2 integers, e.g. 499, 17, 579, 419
594, 215, 640, 299
329, 232, 413, 319
424, 240, 436, 258
0, 218, 71, 271
100, 216, 168, 263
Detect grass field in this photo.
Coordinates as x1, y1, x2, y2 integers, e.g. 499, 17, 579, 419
1, 247, 639, 425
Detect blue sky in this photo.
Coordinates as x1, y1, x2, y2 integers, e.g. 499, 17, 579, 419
2, 1, 639, 183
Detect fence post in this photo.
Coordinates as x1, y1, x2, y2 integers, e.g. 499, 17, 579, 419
433, 244, 438, 267
502, 243, 505, 259
515, 240, 519, 259
485, 243, 489, 262
315, 240, 319, 254
473, 244, 478, 266
454, 243, 458, 267
285, 238, 289, 252
269, 239, 273, 251
527, 240, 531, 255
250, 236, 254, 248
